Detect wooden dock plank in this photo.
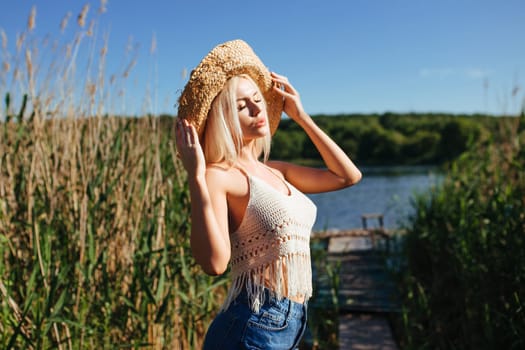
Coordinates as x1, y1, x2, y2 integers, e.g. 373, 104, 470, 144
318, 232, 401, 349
339, 314, 399, 350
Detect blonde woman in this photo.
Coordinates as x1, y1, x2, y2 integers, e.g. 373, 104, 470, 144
176, 40, 361, 350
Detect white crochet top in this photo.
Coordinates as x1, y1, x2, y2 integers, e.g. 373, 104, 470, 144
220, 174, 317, 313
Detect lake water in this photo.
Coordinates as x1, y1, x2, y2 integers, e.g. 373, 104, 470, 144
307, 166, 442, 230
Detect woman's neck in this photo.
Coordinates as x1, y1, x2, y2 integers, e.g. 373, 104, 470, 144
237, 143, 259, 163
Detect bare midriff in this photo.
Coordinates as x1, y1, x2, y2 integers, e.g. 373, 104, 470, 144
262, 264, 306, 304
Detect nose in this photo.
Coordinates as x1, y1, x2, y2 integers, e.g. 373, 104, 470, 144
249, 101, 261, 117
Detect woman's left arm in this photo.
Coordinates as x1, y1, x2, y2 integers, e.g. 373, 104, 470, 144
269, 72, 362, 193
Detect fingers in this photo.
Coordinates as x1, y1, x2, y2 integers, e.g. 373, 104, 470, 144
175, 118, 205, 171
271, 71, 288, 82
270, 72, 305, 120
271, 72, 297, 96
176, 118, 198, 147
271, 71, 288, 88
184, 121, 195, 147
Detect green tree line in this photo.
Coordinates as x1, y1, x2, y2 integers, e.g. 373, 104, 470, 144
267, 112, 509, 166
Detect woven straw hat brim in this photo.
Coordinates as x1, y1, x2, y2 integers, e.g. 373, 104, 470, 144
177, 40, 283, 139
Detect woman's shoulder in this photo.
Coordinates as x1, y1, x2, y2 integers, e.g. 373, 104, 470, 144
265, 160, 290, 179
206, 162, 237, 176
205, 163, 246, 191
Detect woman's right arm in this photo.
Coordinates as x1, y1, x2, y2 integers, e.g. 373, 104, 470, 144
176, 119, 231, 275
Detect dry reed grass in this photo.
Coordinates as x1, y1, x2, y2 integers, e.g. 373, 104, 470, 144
1, 3, 227, 349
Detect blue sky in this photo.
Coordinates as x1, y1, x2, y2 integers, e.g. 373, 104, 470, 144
2, 0, 524, 116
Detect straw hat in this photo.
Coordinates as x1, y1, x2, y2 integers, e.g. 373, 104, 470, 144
177, 39, 283, 139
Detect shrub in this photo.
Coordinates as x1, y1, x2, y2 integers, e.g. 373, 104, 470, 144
395, 114, 525, 349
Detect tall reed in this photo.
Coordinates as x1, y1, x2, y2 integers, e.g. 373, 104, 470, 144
394, 113, 525, 349
1, 4, 227, 349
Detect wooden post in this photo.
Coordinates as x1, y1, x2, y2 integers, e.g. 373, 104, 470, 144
361, 213, 384, 249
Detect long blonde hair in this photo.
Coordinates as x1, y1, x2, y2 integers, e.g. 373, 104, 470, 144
202, 74, 271, 165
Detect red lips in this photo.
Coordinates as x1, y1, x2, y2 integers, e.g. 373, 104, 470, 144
254, 119, 267, 128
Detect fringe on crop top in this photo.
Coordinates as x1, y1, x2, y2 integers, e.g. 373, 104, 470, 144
220, 174, 317, 313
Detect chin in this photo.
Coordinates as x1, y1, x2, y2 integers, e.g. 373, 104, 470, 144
260, 125, 270, 135
244, 132, 267, 142
258, 129, 270, 138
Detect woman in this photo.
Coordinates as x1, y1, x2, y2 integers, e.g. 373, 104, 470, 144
176, 40, 361, 350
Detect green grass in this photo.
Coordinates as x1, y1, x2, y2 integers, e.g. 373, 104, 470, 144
0, 5, 229, 347
392, 113, 525, 349
0, 115, 229, 349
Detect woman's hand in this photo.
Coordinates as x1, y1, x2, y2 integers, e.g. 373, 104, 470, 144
175, 118, 206, 179
271, 72, 310, 125
268, 72, 362, 193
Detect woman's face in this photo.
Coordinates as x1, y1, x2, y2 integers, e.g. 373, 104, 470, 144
235, 77, 269, 141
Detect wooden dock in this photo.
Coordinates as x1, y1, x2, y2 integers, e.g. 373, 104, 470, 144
312, 215, 401, 349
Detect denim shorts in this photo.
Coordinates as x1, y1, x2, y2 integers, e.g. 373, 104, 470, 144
202, 288, 308, 350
